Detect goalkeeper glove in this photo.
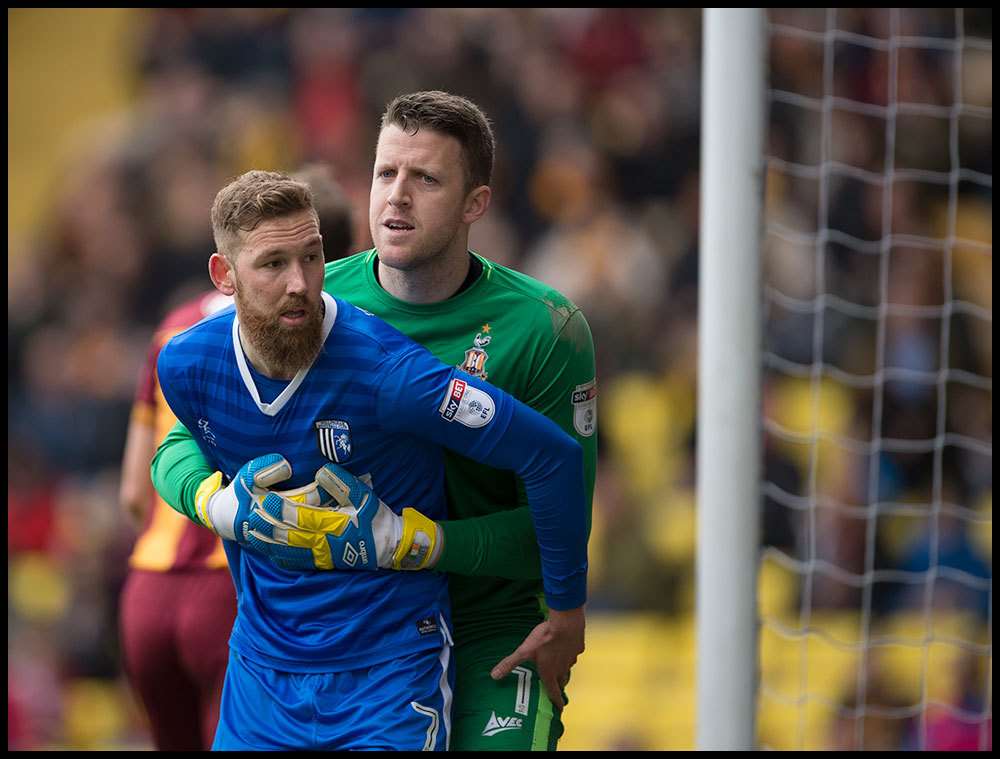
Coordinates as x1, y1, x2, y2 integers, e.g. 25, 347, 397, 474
247, 462, 442, 572
194, 453, 301, 543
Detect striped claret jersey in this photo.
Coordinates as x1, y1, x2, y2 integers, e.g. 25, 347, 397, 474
129, 291, 232, 572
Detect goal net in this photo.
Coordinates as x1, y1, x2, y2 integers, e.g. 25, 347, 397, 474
758, 8, 992, 750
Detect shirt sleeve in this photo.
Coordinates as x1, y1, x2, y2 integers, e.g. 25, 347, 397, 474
153, 346, 217, 524
436, 308, 598, 582
151, 419, 215, 524
374, 346, 588, 610
436, 506, 542, 580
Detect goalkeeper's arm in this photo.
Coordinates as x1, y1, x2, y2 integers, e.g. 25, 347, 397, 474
151, 422, 321, 555
154, 421, 538, 579
151, 420, 215, 525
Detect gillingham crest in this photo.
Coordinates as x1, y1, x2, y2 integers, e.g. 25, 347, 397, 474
315, 419, 352, 462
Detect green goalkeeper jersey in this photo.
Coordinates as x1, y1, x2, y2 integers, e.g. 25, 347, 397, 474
153, 249, 596, 646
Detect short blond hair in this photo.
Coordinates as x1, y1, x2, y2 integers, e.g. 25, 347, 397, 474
211, 170, 315, 259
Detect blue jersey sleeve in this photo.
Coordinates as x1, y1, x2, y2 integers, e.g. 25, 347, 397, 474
374, 347, 588, 610
157, 343, 193, 436
156, 338, 221, 474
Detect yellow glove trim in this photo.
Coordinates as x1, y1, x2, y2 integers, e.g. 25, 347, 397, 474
194, 471, 224, 532
295, 507, 352, 536
285, 529, 335, 570
392, 507, 441, 571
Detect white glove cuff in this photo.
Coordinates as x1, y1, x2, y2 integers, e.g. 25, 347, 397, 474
371, 502, 403, 568
207, 486, 239, 541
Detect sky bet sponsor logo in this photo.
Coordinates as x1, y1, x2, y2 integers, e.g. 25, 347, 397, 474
439, 378, 496, 428
571, 379, 597, 437
441, 379, 467, 421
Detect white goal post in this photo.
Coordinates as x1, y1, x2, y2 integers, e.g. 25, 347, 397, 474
696, 7, 766, 751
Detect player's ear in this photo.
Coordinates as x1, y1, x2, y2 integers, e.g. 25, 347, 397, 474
462, 185, 491, 225
209, 252, 237, 296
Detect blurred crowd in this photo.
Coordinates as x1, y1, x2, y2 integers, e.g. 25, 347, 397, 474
759, 8, 992, 750
7, 8, 991, 750
762, 8, 993, 611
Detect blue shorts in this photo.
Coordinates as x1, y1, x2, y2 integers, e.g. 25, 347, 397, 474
213, 639, 455, 751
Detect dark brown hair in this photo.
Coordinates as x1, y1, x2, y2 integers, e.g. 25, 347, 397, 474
381, 91, 495, 190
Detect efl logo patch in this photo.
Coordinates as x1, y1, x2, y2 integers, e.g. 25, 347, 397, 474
571, 379, 598, 437
316, 419, 352, 462
438, 378, 495, 428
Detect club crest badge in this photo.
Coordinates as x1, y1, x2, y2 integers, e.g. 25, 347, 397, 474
459, 329, 492, 379
315, 419, 352, 463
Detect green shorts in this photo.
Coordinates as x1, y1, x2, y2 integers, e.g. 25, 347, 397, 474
450, 633, 566, 751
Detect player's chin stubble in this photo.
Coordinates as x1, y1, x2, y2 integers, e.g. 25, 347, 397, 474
237, 290, 324, 376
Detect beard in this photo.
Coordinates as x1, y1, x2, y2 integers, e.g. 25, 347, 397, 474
235, 288, 324, 377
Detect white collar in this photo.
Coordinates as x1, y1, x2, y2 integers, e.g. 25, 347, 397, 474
232, 292, 337, 417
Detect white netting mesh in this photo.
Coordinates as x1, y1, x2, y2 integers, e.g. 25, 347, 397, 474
759, 8, 991, 750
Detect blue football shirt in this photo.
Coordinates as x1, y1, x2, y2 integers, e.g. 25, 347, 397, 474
158, 292, 586, 671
